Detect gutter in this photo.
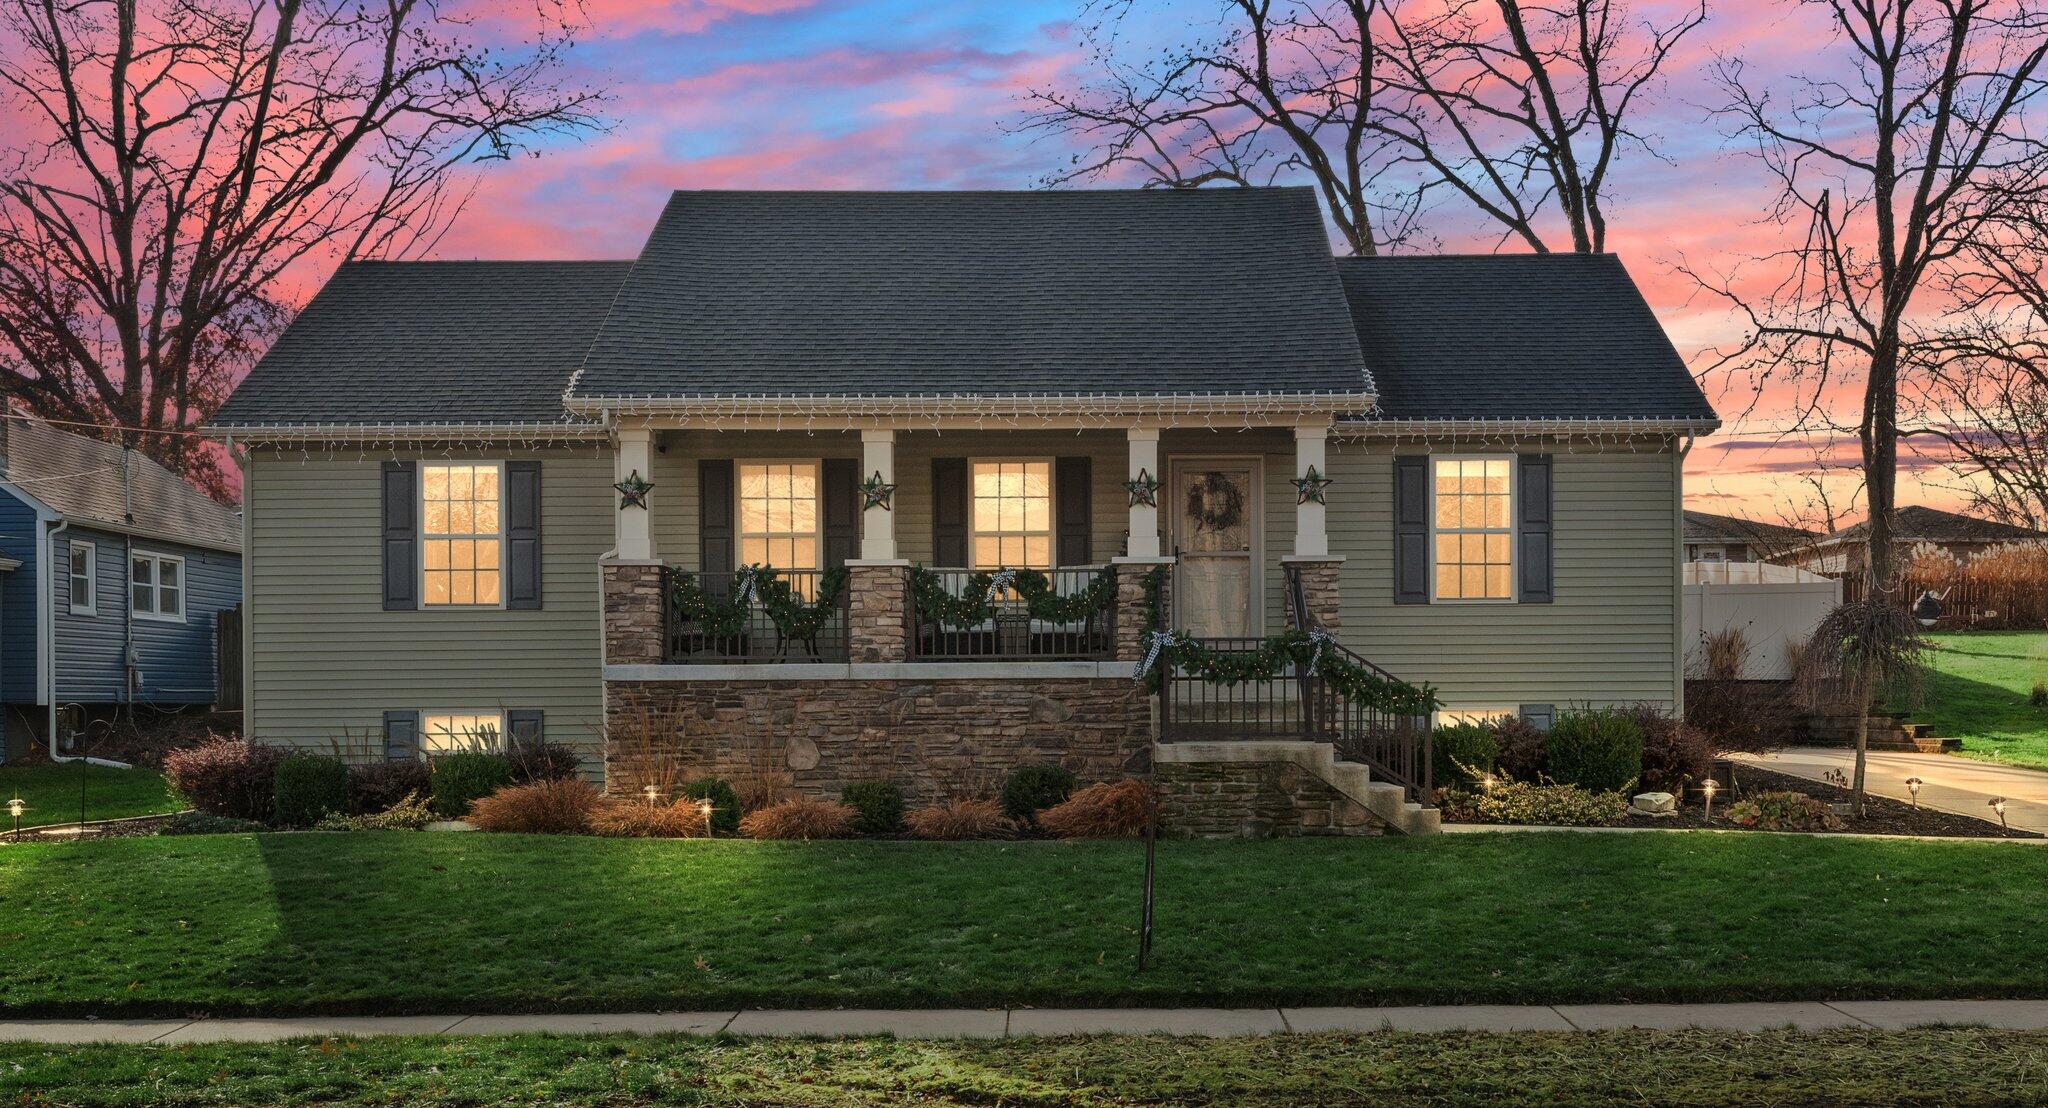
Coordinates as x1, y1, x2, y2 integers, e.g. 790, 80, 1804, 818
564, 391, 1378, 422
1337, 417, 1722, 438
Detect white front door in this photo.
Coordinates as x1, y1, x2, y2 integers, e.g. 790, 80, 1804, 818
1172, 462, 1258, 637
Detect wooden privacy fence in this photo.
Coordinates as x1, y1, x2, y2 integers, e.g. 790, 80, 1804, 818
214, 604, 243, 710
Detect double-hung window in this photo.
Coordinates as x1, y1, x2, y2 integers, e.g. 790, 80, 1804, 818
422, 463, 502, 606
420, 711, 504, 754
1432, 457, 1514, 601
737, 462, 819, 571
68, 541, 96, 616
131, 552, 185, 621
970, 460, 1052, 569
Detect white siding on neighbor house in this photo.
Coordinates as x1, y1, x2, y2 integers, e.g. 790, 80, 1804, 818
245, 446, 611, 763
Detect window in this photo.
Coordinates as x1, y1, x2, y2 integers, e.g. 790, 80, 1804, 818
68, 541, 96, 616
420, 712, 504, 754
131, 552, 185, 621
1432, 457, 1513, 601
737, 462, 819, 569
1438, 707, 1518, 728
971, 460, 1052, 568
422, 463, 502, 606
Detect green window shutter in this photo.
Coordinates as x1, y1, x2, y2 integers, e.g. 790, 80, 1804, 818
822, 457, 859, 569
381, 461, 417, 610
1518, 454, 1554, 603
507, 709, 545, 750
932, 457, 969, 566
699, 459, 734, 573
506, 461, 542, 609
1393, 455, 1428, 605
1055, 456, 1092, 566
383, 710, 418, 761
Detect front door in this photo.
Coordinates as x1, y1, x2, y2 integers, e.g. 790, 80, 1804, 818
1172, 462, 1258, 637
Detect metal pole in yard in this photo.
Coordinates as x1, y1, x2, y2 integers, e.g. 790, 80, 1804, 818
1138, 777, 1156, 971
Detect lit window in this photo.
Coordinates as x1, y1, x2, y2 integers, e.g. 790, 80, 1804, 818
1438, 707, 1518, 728
68, 541, 96, 616
422, 463, 502, 606
131, 552, 185, 620
420, 712, 504, 754
971, 460, 1052, 568
1433, 458, 1513, 601
738, 462, 819, 570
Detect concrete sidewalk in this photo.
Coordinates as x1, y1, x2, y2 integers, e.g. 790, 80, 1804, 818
1738, 747, 2048, 834
9, 1000, 2048, 1043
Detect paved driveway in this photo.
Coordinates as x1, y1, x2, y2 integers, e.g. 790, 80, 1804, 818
1735, 747, 2048, 834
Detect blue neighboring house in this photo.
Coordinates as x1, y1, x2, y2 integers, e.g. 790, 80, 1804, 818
0, 412, 243, 761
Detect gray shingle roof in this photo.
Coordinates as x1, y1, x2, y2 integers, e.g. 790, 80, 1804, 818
567, 188, 1372, 401
1335, 254, 1717, 422
1816, 505, 2048, 548
1683, 509, 1817, 546
211, 260, 631, 428
3, 415, 242, 551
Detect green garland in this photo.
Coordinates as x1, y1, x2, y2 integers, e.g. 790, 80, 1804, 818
909, 565, 1118, 629
671, 565, 849, 642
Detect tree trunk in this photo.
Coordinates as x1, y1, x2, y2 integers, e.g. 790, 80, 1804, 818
1862, 340, 1900, 598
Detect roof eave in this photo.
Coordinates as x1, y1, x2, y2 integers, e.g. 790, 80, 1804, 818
562, 391, 1377, 423
1337, 416, 1721, 437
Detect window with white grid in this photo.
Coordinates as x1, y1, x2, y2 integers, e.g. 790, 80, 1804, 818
971, 460, 1052, 569
1432, 457, 1514, 601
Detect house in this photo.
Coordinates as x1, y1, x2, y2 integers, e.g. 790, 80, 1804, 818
0, 413, 244, 761
1783, 505, 2048, 578
1682, 509, 1818, 564
207, 188, 1717, 835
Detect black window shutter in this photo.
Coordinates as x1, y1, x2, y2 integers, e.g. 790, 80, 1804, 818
1393, 455, 1428, 605
506, 461, 542, 609
822, 457, 859, 569
383, 710, 418, 761
1519, 703, 1555, 733
699, 460, 734, 573
932, 457, 969, 566
1055, 456, 1092, 566
381, 461, 417, 610
507, 709, 545, 750
1518, 454, 1554, 603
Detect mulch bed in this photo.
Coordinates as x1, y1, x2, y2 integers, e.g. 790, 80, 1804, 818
1633, 763, 2039, 839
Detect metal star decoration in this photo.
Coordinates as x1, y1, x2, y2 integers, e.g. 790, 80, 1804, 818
613, 469, 655, 509
1124, 467, 1160, 508
1291, 464, 1334, 505
859, 470, 897, 511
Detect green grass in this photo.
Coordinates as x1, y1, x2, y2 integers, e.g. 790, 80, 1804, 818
5, 833, 2048, 1017
7, 1029, 2048, 1106
0, 763, 180, 829
1915, 631, 2048, 768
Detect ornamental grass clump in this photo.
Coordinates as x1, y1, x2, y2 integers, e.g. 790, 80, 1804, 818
466, 778, 602, 834
905, 799, 1016, 840
163, 739, 284, 822
588, 799, 705, 838
840, 781, 905, 834
738, 796, 857, 840
1544, 707, 1644, 794
271, 753, 350, 828
1036, 779, 1152, 839
1727, 790, 1845, 833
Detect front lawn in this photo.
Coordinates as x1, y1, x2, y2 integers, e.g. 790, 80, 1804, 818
1916, 631, 2048, 768
7, 1028, 2048, 1106
0, 763, 180, 830
3, 833, 2047, 1017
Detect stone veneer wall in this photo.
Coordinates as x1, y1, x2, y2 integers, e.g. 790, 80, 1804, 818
1284, 558, 1343, 631
602, 561, 665, 665
606, 677, 1151, 804
1156, 760, 1384, 837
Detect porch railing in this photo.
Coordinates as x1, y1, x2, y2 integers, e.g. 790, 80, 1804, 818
910, 566, 1116, 661
663, 567, 849, 664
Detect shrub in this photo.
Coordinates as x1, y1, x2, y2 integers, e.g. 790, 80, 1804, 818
429, 752, 514, 819
162, 739, 284, 822
1036, 779, 1152, 839
739, 796, 857, 840
905, 799, 1016, 840
507, 741, 581, 785
841, 781, 905, 834
1001, 763, 1076, 821
1728, 790, 1844, 832
1467, 779, 1628, 827
347, 760, 433, 815
1492, 716, 1548, 782
679, 777, 741, 833
1544, 707, 1644, 793
315, 793, 436, 832
1432, 721, 1500, 788
1630, 705, 1715, 794
467, 778, 602, 834
156, 811, 263, 836
2032, 681, 2047, 709
588, 799, 703, 838
272, 753, 350, 828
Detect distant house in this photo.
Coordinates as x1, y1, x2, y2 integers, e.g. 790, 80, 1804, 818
1784, 505, 2048, 578
0, 413, 243, 761
1682, 510, 1818, 564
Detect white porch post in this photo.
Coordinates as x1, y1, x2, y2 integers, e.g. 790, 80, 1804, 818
615, 427, 655, 561
860, 429, 898, 561
1293, 421, 1330, 558
1126, 426, 1162, 559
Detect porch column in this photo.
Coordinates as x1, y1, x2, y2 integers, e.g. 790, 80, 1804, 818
614, 427, 656, 562
1284, 421, 1344, 631
860, 429, 897, 561
1126, 426, 1162, 558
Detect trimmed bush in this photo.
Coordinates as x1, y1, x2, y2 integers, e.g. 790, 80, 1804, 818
162, 739, 284, 822
841, 781, 905, 834
429, 752, 514, 819
1468, 779, 1629, 827
1492, 716, 1548, 782
1001, 763, 1075, 821
1631, 705, 1715, 794
272, 753, 349, 828
155, 811, 262, 836
680, 777, 741, 834
905, 799, 1016, 840
1544, 707, 1644, 794
507, 742, 581, 785
315, 793, 436, 832
1432, 722, 1500, 788
347, 760, 432, 816
1036, 779, 1152, 839
1728, 790, 1845, 832
467, 778, 602, 834
739, 797, 857, 840
589, 800, 703, 838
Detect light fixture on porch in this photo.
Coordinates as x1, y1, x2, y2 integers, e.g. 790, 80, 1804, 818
1701, 778, 1718, 821
1905, 777, 1923, 809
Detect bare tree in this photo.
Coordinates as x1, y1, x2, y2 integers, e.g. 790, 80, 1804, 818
1018, 0, 1702, 254
0, 0, 605, 495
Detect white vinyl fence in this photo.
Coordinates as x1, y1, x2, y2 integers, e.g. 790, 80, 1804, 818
1682, 561, 1843, 680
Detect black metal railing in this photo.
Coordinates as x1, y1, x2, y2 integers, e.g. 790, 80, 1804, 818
663, 567, 849, 663
910, 566, 1116, 661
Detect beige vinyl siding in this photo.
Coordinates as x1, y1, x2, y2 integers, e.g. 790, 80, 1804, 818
245, 446, 611, 765
1325, 437, 1682, 710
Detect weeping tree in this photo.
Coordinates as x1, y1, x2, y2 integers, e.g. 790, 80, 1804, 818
1795, 600, 1926, 816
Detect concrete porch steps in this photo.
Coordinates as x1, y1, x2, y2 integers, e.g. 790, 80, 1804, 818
1154, 740, 1440, 835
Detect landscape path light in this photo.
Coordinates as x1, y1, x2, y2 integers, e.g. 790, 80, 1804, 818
698, 798, 717, 838
1905, 777, 1923, 809
642, 784, 660, 809
1991, 797, 2009, 836
7, 797, 22, 839
1701, 778, 1718, 821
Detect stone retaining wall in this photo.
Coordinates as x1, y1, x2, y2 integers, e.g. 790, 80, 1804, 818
1156, 759, 1384, 837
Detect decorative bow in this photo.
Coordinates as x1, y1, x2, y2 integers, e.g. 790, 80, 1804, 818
1134, 630, 1180, 682
984, 568, 1018, 605
732, 564, 762, 607
1305, 628, 1338, 674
